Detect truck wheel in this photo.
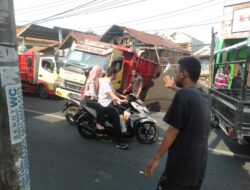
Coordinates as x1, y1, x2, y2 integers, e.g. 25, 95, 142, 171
211, 116, 219, 128
244, 137, 250, 144
136, 122, 159, 144
65, 106, 79, 125
38, 85, 49, 98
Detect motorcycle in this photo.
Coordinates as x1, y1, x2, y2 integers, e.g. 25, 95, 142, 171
75, 94, 159, 144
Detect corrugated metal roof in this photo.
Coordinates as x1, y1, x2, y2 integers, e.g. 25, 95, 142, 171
17, 24, 69, 41
101, 25, 181, 49
27, 46, 50, 53
123, 27, 179, 48
59, 31, 100, 49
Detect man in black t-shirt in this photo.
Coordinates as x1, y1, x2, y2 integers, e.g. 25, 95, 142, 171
144, 56, 211, 190
231, 71, 243, 89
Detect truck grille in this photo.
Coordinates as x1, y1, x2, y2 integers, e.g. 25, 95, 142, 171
64, 80, 82, 92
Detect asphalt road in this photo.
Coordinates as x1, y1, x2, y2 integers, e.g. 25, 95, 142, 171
23, 94, 250, 190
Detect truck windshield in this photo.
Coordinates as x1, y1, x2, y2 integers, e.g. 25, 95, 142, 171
65, 50, 110, 69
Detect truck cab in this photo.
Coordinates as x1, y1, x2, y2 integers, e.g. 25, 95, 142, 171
56, 40, 125, 99
19, 53, 60, 98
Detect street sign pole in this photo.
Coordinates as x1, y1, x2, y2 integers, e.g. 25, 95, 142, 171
0, 0, 30, 189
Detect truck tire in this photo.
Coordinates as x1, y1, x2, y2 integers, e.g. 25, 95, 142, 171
211, 115, 219, 129
38, 85, 49, 98
244, 137, 250, 144
136, 122, 159, 144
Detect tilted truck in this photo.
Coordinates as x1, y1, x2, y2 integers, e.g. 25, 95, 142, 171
19, 52, 60, 98
56, 40, 158, 99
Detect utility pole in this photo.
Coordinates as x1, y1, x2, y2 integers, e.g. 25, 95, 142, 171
0, 0, 30, 190
209, 27, 215, 87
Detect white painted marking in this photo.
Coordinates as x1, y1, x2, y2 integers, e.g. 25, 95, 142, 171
24, 108, 250, 160
24, 109, 65, 120
208, 147, 250, 160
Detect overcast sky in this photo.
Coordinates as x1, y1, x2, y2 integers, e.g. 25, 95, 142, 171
13, 0, 248, 43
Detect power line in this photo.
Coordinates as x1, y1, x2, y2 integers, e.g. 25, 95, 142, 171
21, 0, 100, 26
16, 0, 226, 28
15, 0, 79, 13
40, 0, 147, 23
88, 18, 231, 36
74, 0, 228, 31
16, 0, 124, 19
45, 0, 218, 27
125, 0, 228, 27
90, 0, 218, 29
20, 0, 148, 25
76, 0, 229, 33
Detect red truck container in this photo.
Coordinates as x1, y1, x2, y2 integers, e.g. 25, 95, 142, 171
115, 45, 159, 92
19, 52, 59, 98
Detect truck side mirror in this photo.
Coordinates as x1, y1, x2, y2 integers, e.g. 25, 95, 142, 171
111, 57, 123, 72
56, 61, 63, 74
26, 57, 32, 67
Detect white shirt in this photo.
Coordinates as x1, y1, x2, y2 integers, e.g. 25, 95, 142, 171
98, 78, 115, 107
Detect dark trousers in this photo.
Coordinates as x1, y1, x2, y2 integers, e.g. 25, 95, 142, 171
157, 175, 202, 190
97, 103, 123, 142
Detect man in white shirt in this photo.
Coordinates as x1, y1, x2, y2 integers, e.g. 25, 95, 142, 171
97, 66, 128, 149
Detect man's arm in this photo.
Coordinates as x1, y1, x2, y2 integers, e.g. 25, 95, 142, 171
107, 91, 128, 103
123, 83, 132, 94
135, 82, 142, 97
144, 125, 179, 177
116, 91, 128, 100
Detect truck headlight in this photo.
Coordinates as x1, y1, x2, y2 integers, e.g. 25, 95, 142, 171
57, 77, 65, 88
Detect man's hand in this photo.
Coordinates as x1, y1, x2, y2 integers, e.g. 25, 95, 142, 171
120, 99, 128, 104
122, 89, 127, 94
135, 93, 140, 98
144, 155, 160, 178
143, 126, 179, 178
120, 94, 128, 99
163, 75, 175, 89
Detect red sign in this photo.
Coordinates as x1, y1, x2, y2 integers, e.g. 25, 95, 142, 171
232, 8, 250, 33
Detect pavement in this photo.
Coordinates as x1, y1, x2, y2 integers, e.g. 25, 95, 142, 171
23, 95, 250, 190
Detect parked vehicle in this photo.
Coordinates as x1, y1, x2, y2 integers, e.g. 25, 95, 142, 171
19, 52, 60, 98
56, 40, 158, 99
75, 94, 159, 144
210, 40, 250, 144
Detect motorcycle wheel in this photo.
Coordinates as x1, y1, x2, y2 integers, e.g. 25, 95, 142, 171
65, 106, 79, 125
136, 122, 159, 144
77, 112, 95, 139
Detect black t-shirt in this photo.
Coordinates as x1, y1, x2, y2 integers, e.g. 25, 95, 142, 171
231, 76, 243, 89
163, 87, 211, 186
